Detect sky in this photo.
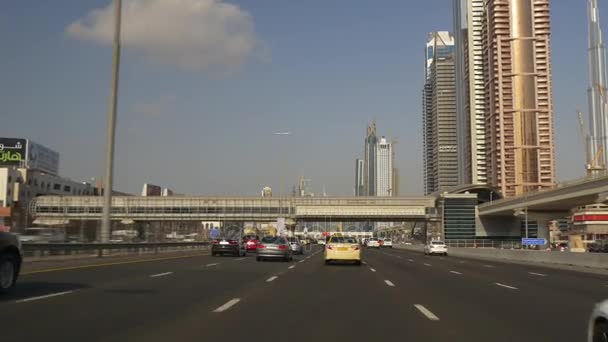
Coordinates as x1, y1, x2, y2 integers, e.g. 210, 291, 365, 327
0, 0, 600, 196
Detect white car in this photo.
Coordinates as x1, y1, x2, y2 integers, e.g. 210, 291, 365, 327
424, 240, 448, 256
588, 299, 608, 342
367, 238, 380, 248
381, 239, 393, 248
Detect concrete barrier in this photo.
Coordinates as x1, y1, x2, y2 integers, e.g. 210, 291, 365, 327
395, 244, 608, 270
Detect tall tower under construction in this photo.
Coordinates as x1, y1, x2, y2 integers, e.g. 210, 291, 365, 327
587, 0, 608, 173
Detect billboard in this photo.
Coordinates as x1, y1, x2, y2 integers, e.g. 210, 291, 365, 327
141, 183, 162, 196
26, 140, 59, 175
0, 138, 27, 167
0, 138, 59, 175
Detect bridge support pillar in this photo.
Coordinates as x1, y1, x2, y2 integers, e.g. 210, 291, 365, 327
526, 212, 570, 249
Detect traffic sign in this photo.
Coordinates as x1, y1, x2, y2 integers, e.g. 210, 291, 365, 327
521, 238, 546, 246
209, 228, 220, 239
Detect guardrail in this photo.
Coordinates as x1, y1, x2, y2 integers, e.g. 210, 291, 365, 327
22, 242, 210, 258
445, 239, 522, 249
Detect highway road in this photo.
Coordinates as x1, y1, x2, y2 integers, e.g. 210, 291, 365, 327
1, 246, 607, 341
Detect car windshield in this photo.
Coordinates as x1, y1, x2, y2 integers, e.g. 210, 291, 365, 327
7, 2, 593, 341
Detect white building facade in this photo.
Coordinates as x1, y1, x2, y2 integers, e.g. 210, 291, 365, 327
375, 137, 393, 197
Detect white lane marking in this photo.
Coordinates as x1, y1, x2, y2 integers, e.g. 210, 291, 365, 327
408, 259, 414, 262
384, 280, 396, 287
213, 298, 241, 313
234, 258, 245, 261
370, 268, 377, 272
288, 265, 296, 269
206, 263, 219, 267
483, 264, 496, 268
298, 260, 305, 263
16, 291, 74, 303
266, 276, 278, 283
528, 272, 547, 277
397, 256, 403, 259
362, 261, 367, 265
150, 272, 173, 278
495, 283, 518, 290
449, 271, 462, 275
414, 304, 440, 321
423, 263, 432, 267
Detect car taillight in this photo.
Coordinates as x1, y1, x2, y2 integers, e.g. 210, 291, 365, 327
327, 245, 333, 250
257, 244, 265, 249
278, 245, 287, 250
229, 240, 238, 245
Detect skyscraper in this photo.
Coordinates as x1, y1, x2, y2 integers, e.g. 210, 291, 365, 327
482, 0, 555, 197
355, 159, 365, 196
586, 0, 608, 173
423, 32, 459, 195
453, 0, 487, 185
375, 137, 393, 197
363, 121, 378, 196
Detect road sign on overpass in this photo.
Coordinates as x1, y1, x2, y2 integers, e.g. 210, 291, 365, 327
521, 238, 547, 246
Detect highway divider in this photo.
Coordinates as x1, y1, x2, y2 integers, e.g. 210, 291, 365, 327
394, 244, 608, 270
23, 242, 210, 260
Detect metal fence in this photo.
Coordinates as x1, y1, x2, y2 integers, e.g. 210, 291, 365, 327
445, 239, 522, 249
22, 241, 210, 258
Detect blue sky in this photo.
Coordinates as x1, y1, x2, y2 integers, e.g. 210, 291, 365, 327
0, 0, 598, 196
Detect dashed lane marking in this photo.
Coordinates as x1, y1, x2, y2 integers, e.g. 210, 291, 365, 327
213, 298, 241, 313
414, 304, 440, 321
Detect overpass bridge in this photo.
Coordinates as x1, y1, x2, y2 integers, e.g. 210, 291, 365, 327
29, 195, 437, 223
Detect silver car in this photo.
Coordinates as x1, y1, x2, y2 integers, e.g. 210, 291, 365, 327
256, 236, 292, 262
287, 237, 304, 255
588, 299, 608, 342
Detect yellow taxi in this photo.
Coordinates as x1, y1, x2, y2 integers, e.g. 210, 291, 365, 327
324, 235, 361, 265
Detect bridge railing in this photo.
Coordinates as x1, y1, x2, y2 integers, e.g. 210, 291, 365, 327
22, 241, 210, 259
445, 239, 522, 249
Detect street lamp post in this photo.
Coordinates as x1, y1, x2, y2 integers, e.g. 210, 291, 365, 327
273, 131, 291, 236
100, 0, 122, 243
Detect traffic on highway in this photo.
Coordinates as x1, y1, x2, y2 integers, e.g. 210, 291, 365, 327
1, 232, 608, 341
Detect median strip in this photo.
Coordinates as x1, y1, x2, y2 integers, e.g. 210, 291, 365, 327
150, 272, 173, 278
16, 290, 74, 303
495, 283, 518, 290
213, 298, 241, 313
414, 304, 440, 321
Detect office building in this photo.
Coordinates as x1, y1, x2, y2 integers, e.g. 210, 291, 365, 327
453, 0, 487, 185
355, 159, 365, 196
375, 137, 393, 197
482, 0, 555, 197
423, 32, 459, 195
363, 121, 378, 196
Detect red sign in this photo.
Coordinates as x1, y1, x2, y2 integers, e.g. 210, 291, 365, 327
573, 214, 608, 222
322, 232, 330, 237
0, 225, 10, 232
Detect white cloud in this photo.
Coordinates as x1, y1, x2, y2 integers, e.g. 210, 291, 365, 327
67, 0, 258, 71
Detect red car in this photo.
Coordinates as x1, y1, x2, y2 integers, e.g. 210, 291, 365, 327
243, 235, 260, 252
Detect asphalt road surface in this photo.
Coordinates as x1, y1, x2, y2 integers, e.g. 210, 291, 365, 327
2, 246, 607, 341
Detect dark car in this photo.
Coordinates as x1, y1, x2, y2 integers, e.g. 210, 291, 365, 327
256, 236, 292, 262
588, 241, 608, 253
211, 237, 246, 257
0, 232, 22, 294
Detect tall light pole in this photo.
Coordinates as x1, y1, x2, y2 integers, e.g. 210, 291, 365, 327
273, 131, 291, 236
101, 0, 122, 243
